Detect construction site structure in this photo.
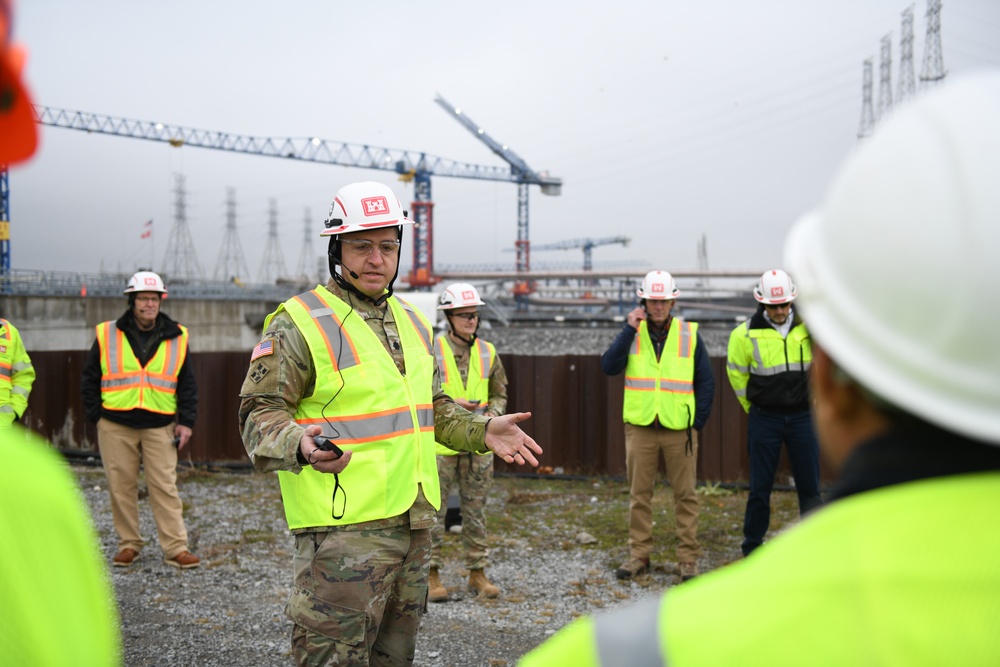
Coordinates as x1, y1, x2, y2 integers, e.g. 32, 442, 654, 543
160, 174, 204, 281
919, 0, 946, 89
434, 94, 562, 309
214, 187, 250, 284
28, 105, 548, 291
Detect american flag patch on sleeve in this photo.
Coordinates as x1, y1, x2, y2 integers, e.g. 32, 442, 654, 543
251, 339, 274, 361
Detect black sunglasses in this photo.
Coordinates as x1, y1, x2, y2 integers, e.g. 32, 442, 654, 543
452, 312, 480, 321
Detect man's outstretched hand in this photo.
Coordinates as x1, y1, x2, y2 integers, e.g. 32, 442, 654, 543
484, 412, 542, 467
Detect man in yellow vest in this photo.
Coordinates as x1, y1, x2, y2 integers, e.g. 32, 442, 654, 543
428, 282, 508, 602
81, 270, 200, 569
519, 72, 1000, 666
601, 271, 715, 582
727, 269, 822, 556
0, 315, 35, 428
239, 181, 542, 666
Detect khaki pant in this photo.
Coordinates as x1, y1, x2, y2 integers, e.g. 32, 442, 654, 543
624, 423, 701, 563
98, 418, 188, 558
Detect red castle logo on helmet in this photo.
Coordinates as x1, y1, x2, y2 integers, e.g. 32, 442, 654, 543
144, 277, 158, 286
651, 283, 664, 293
771, 286, 785, 297
361, 196, 389, 216
462, 290, 475, 300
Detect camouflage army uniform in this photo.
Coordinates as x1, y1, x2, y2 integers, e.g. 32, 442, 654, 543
429, 335, 508, 572
239, 279, 490, 667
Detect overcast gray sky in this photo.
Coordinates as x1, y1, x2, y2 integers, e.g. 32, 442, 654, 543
11, 0, 1000, 282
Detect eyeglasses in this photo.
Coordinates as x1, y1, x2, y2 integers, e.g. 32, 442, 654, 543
763, 302, 791, 310
134, 296, 161, 304
452, 312, 480, 321
340, 239, 401, 258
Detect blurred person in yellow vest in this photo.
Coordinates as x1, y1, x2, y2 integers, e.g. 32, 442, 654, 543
427, 282, 508, 602
520, 71, 1000, 667
81, 271, 200, 570
239, 181, 542, 666
601, 270, 715, 582
0, 3, 121, 664
0, 314, 35, 427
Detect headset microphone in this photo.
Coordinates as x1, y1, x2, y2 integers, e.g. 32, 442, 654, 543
347, 268, 360, 279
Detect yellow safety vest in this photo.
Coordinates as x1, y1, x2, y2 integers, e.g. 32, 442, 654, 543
0, 318, 35, 427
726, 318, 812, 413
273, 287, 441, 529
97, 321, 188, 415
434, 334, 495, 455
518, 472, 1000, 667
622, 318, 698, 429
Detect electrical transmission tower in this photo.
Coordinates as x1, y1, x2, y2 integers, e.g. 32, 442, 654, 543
878, 34, 894, 120
258, 198, 288, 284
897, 5, 917, 105
920, 0, 946, 89
214, 187, 250, 283
858, 59, 876, 140
161, 174, 204, 281
295, 208, 315, 280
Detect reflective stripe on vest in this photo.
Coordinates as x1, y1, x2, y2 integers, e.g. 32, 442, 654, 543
0, 321, 11, 384
96, 321, 188, 414
434, 334, 495, 455
274, 286, 441, 528
623, 319, 698, 429
594, 596, 666, 667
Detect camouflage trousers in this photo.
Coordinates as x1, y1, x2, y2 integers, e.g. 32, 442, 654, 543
288, 524, 430, 666
429, 452, 493, 570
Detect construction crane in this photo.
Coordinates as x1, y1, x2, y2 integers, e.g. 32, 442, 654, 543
434, 94, 562, 309
18, 105, 535, 287
526, 235, 630, 271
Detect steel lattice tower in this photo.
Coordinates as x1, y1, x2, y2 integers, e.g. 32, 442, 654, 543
214, 187, 250, 282
858, 59, 876, 140
897, 6, 917, 105
161, 174, 204, 280
258, 198, 288, 284
295, 208, 315, 280
920, 0, 947, 89
878, 34, 894, 120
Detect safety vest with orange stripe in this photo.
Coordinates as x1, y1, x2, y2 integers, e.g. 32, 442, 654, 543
273, 287, 441, 528
434, 334, 495, 455
0, 318, 35, 427
96, 321, 188, 415
622, 318, 698, 429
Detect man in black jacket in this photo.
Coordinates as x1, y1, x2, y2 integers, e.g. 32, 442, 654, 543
81, 271, 199, 569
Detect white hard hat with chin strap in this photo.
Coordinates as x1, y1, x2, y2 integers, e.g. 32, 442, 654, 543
438, 282, 486, 344
320, 181, 412, 306
785, 71, 1000, 445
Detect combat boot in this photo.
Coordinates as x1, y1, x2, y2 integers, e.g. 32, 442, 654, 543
468, 569, 500, 598
428, 567, 449, 602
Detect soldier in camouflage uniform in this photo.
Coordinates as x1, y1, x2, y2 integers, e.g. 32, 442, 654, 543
428, 283, 508, 601
239, 181, 542, 667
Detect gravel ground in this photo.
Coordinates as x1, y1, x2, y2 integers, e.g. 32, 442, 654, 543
72, 461, 798, 667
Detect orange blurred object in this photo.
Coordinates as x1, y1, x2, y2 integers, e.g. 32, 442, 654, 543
0, 0, 39, 164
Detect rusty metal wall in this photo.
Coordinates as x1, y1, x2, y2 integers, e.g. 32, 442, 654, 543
25, 351, 833, 483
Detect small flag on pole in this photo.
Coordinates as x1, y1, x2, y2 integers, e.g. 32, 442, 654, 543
141, 219, 153, 239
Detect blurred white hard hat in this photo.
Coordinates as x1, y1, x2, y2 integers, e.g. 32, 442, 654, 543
785, 71, 1000, 444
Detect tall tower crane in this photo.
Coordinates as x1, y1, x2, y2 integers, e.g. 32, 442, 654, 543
434, 95, 562, 308
21, 105, 534, 286
526, 235, 630, 271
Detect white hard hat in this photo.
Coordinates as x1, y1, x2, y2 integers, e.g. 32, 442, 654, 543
437, 282, 486, 310
124, 271, 167, 295
785, 71, 1000, 445
320, 181, 412, 237
636, 270, 679, 300
754, 269, 797, 305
